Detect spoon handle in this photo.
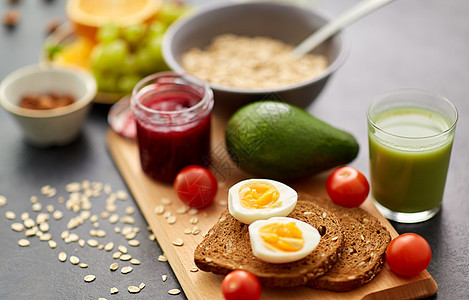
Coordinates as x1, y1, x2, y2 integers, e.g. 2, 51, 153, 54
293, 0, 395, 56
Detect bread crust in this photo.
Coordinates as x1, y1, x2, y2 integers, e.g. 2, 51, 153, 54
305, 196, 391, 292
194, 200, 345, 287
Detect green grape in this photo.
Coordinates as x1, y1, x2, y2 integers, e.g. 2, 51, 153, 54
146, 21, 166, 40
90, 39, 129, 72
117, 74, 142, 93
93, 71, 119, 92
122, 24, 146, 46
134, 47, 155, 75
158, 2, 191, 26
96, 23, 120, 44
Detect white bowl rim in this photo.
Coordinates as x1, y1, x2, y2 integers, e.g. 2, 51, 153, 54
163, 1, 351, 94
0, 64, 97, 118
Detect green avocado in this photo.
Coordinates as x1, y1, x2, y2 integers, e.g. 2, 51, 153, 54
225, 101, 359, 180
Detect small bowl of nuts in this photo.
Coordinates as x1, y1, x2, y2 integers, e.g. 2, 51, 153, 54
0, 64, 97, 147
163, 1, 350, 111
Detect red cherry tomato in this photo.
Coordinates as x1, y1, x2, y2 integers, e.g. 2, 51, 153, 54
173, 165, 217, 208
386, 233, 432, 277
326, 166, 370, 208
221, 270, 262, 300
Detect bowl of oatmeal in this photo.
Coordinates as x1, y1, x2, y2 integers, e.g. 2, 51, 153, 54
0, 65, 97, 147
163, 1, 349, 110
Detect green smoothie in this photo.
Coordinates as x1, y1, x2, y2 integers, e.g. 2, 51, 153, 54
369, 108, 454, 213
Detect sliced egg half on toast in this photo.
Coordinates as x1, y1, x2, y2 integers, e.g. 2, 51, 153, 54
228, 179, 297, 224
249, 217, 321, 264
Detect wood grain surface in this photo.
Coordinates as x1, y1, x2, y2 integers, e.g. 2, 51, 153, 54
106, 113, 437, 300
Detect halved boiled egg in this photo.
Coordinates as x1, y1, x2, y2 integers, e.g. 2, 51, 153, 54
249, 217, 321, 264
228, 179, 297, 224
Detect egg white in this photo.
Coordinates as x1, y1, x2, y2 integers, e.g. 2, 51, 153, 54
228, 178, 297, 224
248, 217, 321, 264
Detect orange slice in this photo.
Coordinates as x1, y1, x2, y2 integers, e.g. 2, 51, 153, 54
66, 0, 162, 40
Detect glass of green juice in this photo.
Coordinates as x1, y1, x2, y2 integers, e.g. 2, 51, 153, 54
367, 88, 458, 223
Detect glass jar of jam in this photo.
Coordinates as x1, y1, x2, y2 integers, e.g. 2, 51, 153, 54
131, 72, 214, 183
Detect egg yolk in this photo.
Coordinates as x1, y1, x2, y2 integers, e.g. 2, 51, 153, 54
259, 222, 304, 252
238, 181, 281, 209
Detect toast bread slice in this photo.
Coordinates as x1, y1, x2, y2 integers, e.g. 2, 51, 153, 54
305, 196, 391, 292
194, 200, 345, 287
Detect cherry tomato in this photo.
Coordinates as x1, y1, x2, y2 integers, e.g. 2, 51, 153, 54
386, 233, 432, 277
326, 166, 370, 208
221, 270, 262, 300
173, 165, 217, 208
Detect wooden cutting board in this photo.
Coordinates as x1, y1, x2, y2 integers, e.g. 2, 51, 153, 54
106, 113, 437, 300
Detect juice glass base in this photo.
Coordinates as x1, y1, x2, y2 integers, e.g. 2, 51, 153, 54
373, 198, 441, 223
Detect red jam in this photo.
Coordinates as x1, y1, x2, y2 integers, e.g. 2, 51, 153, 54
131, 72, 214, 183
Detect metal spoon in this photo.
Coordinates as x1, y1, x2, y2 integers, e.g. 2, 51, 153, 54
293, 0, 396, 56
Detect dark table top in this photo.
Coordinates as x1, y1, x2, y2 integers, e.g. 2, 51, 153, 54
1, 0, 468, 299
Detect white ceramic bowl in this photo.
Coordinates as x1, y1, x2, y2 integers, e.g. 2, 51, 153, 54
0, 65, 97, 147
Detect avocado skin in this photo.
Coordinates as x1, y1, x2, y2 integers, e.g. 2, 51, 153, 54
225, 101, 359, 180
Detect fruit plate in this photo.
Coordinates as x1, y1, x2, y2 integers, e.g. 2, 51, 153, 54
41, 23, 127, 104
106, 113, 438, 299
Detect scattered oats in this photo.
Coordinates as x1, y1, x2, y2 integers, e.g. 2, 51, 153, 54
0, 195, 6, 207
121, 226, 133, 236
114, 227, 121, 233
322, 212, 327, 218
84, 275, 96, 282
100, 211, 109, 219
176, 206, 189, 214
68, 233, 79, 242
192, 227, 201, 235
204, 257, 213, 262
110, 262, 119, 271
128, 240, 140, 247
39, 233, 52, 241
188, 208, 198, 215
32, 202, 42, 212
168, 289, 181, 295
70, 256, 80, 265
46, 205, 54, 213
53, 210, 64, 220
79, 263, 88, 268
125, 231, 137, 240
105, 242, 114, 252
25, 227, 38, 237
20, 212, 29, 221
121, 215, 135, 224
18, 239, 30, 247
154, 205, 165, 215
190, 267, 198, 272
5, 211, 16, 220
110, 287, 119, 294
158, 255, 168, 262
218, 200, 227, 206
162, 275, 168, 282
36, 231, 43, 238
24, 218, 35, 228
125, 206, 135, 215
121, 266, 133, 274
36, 213, 49, 224
39, 222, 49, 232
96, 230, 106, 237
130, 258, 141, 265
30, 196, 38, 204
172, 239, 184, 246
149, 234, 156, 241
167, 215, 177, 225
66, 182, 81, 193
58, 196, 64, 204
108, 214, 119, 224
133, 226, 141, 233
90, 214, 99, 223
98, 244, 104, 250
112, 251, 122, 259
115, 190, 128, 200
118, 245, 128, 254
81, 180, 90, 190
58, 252, 67, 262
184, 228, 193, 235
161, 197, 172, 205
87, 239, 98, 247
190, 217, 198, 225
139, 282, 146, 290
98, 298, 107, 300
89, 229, 97, 237
11, 222, 25, 232
120, 254, 132, 261
48, 240, 57, 249
331, 236, 339, 241
105, 204, 117, 213
61, 230, 69, 240
128, 286, 140, 293
41, 185, 57, 197
78, 239, 85, 247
